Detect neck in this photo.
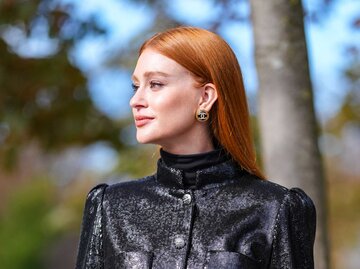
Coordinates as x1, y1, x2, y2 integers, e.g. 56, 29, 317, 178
158, 124, 215, 155
160, 134, 215, 155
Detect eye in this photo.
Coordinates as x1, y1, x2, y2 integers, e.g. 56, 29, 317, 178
149, 81, 164, 89
131, 83, 139, 92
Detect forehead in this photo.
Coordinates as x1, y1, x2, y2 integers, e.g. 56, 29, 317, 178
133, 49, 189, 78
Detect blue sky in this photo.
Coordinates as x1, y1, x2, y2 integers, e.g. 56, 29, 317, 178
53, 0, 360, 124
3, 0, 358, 121
303, 0, 360, 121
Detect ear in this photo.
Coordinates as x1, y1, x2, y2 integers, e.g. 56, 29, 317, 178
198, 83, 218, 111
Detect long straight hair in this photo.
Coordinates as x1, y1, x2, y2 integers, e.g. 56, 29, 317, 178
140, 27, 265, 179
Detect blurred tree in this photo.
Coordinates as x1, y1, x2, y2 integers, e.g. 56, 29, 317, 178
0, 177, 57, 269
322, 51, 360, 268
250, 0, 329, 268
0, 0, 127, 171
325, 51, 360, 136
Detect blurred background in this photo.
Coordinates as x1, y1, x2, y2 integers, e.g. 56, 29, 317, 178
0, 0, 359, 268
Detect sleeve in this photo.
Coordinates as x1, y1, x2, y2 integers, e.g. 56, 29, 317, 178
269, 188, 316, 269
75, 183, 108, 269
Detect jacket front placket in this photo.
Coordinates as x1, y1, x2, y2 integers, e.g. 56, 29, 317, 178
164, 188, 196, 269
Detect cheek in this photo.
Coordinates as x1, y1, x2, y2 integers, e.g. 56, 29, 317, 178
155, 93, 196, 122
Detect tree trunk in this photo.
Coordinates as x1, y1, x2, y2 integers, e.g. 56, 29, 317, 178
250, 0, 330, 268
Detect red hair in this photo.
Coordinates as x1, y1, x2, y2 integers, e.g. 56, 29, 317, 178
140, 26, 265, 179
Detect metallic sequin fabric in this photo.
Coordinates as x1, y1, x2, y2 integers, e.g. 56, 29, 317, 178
76, 159, 316, 269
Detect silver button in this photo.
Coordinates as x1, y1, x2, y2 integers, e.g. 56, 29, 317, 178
174, 236, 186, 249
182, 193, 192, 204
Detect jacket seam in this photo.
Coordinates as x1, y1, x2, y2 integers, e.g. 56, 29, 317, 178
100, 184, 108, 269
269, 190, 290, 265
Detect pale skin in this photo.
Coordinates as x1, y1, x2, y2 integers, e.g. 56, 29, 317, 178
130, 49, 218, 155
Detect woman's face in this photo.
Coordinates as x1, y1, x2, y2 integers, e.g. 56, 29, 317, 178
130, 49, 203, 148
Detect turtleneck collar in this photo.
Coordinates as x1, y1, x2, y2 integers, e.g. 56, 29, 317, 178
160, 147, 229, 171
156, 148, 245, 189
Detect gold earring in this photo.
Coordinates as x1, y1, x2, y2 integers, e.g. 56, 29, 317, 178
195, 108, 209, 122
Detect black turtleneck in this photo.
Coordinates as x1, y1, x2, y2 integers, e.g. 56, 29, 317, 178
160, 147, 230, 189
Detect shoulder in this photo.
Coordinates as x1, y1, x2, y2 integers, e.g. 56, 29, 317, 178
250, 178, 317, 236
103, 174, 157, 198
285, 188, 316, 212
281, 188, 316, 227
86, 183, 108, 203
268, 187, 316, 267
235, 173, 289, 203
236, 173, 316, 215
240, 175, 316, 240
85, 176, 157, 208
85, 174, 156, 199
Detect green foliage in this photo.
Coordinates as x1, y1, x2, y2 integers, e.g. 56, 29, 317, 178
0, 1, 126, 170
325, 57, 360, 136
117, 145, 159, 178
328, 173, 360, 268
0, 178, 58, 269
249, 115, 264, 171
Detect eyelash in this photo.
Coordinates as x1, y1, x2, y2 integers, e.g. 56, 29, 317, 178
150, 81, 164, 88
131, 83, 139, 92
131, 81, 164, 92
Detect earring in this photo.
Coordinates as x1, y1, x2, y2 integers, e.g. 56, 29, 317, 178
196, 108, 209, 122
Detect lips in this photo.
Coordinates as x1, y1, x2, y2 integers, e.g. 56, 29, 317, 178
134, 115, 154, 127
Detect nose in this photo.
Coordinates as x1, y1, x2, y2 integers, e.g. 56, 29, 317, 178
129, 88, 147, 109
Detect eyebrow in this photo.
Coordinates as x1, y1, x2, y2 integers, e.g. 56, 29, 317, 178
132, 71, 171, 81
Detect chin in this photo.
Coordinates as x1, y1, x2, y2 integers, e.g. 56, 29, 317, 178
136, 136, 150, 144
136, 132, 169, 146
136, 133, 158, 145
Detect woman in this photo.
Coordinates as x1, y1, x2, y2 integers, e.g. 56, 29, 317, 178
76, 26, 316, 269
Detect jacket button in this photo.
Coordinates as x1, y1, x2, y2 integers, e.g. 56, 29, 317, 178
174, 236, 186, 249
182, 193, 192, 204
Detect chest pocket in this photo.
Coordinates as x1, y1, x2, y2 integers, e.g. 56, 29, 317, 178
205, 251, 260, 269
120, 251, 153, 269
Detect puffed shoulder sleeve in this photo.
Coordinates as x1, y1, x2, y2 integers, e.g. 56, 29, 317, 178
75, 184, 108, 269
269, 188, 316, 269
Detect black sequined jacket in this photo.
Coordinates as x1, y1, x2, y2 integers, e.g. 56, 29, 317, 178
75, 158, 316, 269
